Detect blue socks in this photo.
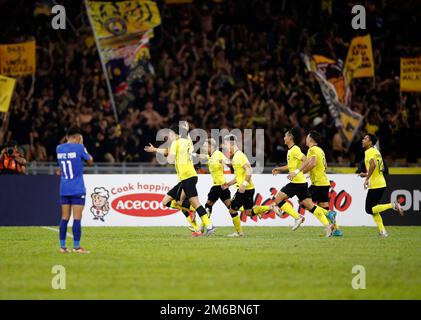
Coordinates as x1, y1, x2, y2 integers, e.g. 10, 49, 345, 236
59, 219, 69, 248
72, 219, 82, 249
59, 219, 82, 249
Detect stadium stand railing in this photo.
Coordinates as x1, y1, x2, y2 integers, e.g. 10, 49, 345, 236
25, 162, 421, 175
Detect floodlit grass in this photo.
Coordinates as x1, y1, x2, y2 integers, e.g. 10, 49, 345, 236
0, 226, 420, 299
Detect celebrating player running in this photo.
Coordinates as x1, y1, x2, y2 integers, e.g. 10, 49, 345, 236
271, 127, 334, 236
222, 134, 278, 236
360, 134, 404, 237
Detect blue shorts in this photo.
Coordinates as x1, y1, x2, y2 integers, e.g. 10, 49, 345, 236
60, 194, 86, 205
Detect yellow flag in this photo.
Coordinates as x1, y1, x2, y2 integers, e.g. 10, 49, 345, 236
0, 75, 16, 113
87, 0, 161, 41
0, 40, 36, 76
344, 35, 374, 79
400, 57, 421, 92
313, 55, 336, 65
340, 110, 363, 145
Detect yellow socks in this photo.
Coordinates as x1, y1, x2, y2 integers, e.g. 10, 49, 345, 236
171, 200, 200, 231
252, 205, 270, 215
170, 200, 182, 210
313, 206, 329, 226
231, 214, 242, 233
372, 203, 393, 214
200, 213, 212, 228
280, 202, 300, 219
322, 207, 341, 230
171, 200, 196, 212
372, 212, 386, 233
187, 216, 199, 232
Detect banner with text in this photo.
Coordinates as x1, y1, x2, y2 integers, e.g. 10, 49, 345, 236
0, 75, 16, 112
344, 34, 375, 79
0, 40, 36, 76
2, 175, 419, 227
400, 57, 421, 92
81, 174, 375, 227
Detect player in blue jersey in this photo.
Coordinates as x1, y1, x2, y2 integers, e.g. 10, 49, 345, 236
56, 127, 93, 253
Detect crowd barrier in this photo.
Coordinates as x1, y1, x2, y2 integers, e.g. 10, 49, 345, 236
0, 174, 419, 227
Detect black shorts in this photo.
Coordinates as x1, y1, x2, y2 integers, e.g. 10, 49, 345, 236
281, 182, 311, 201
365, 187, 387, 215
309, 185, 330, 203
167, 182, 182, 201
166, 176, 199, 200
208, 185, 231, 203
231, 189, 255, 211
180, 176, 199, 199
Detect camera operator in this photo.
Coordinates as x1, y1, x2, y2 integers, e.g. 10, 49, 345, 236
0, 141, 27, 175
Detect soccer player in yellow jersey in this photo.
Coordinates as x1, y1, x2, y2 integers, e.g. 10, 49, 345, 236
222, 135, 277, 236
360, 134, 404, 237
202, 138, 232, 216
272, 127, 334, 236
166, 123, 216, 236
297, 130, 342, 236
200, 138, 248, 236
144, 121, 205, 236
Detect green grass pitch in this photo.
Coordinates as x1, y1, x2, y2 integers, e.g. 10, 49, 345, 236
1, 226, 420, 300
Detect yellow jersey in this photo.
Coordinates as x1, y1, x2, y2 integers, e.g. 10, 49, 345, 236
287, 145, 307, 183
307, 146, 329, 186
208, 150, 227, 186
169, 138, 197, 181
364, 147, 386, 189
232, 150, 255, 190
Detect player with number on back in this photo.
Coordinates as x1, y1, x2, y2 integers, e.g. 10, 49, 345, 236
359, 134, 404, 237
56, 127, 93, 253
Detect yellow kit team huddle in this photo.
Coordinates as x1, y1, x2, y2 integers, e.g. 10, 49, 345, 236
145, 123, 404, 238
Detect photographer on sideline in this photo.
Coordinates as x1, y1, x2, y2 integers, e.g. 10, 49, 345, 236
0, 141, 27, 175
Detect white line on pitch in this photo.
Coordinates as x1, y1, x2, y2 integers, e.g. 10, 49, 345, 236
41, 226, 73, 238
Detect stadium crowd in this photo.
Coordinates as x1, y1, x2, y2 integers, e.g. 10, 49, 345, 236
0, 0, 420, 166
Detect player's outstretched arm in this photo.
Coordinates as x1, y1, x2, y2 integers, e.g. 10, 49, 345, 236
272, 165, 288, 175
144, 143, 169, 156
